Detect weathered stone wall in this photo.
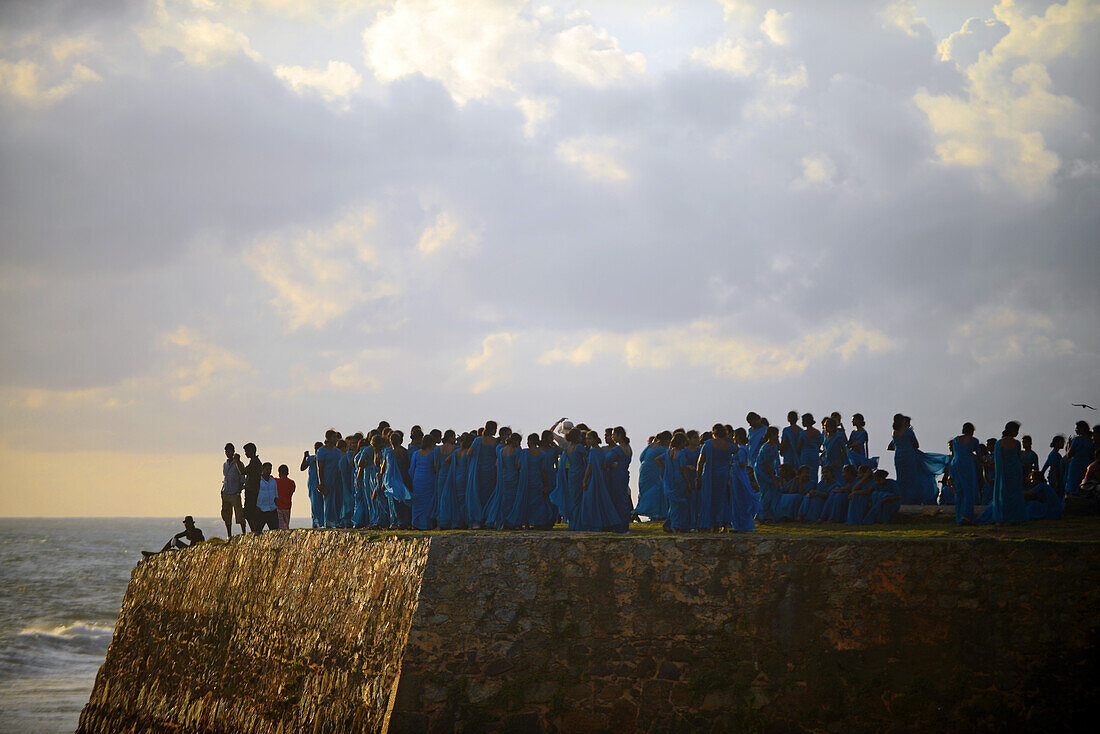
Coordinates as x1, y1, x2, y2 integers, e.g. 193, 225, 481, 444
81, 532, 1100, 733
78, 532, 430, 734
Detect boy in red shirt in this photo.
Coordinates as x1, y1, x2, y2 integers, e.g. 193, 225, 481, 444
276, 464, 296, 530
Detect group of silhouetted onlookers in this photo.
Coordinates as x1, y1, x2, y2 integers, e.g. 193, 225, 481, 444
220, 442, 295, 537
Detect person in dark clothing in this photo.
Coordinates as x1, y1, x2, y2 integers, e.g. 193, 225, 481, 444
142, 517, 205, 558
241, 442, 262, 532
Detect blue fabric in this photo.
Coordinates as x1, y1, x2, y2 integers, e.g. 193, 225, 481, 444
464, 437, 498, 527
682, 447, 700, 526
430, 447, 454, 525
949, 437, 979, 524
576, 447, 621, 531
780, 425, 802, 467
549, 447, 572, 524
315, 446, 343, 528
517, 449, 553, 529
846, 447, 879, 471
338, 453, 354, 527
797, 429, 822, 486
845, 491, 872, 525
366, 453, 390, 528
352, 448, 372, 527
728, 446, 759, 532
747, 426, 767, 463
753, 443, 780, 521
1021, 449, 1039, 476
1064, 435, 1094, 495
304, 455, 323, 528
603, 445, 633, 532
409, 448, 438, 530
822, 432, 847, 482
849, 428, 869, 459
663, 448, 692, 531
562, 446, 587, 529
865, 479, 901, 523
1026, 482, 1063, 521
989, 439, 1027, 524
774, 481, 803, 522
382, 447, 412, 505
698, 440, 734, 529
893, 428, 949, 505
436, 451, 467, 529
1041, 449, 1064, 498
485, 448, 521, 530
798, 481, 831, 522
635, 444, 668, 520
821, 483, 849, 523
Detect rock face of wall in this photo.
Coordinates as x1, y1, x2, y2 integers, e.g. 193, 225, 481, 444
80, 532, 1100, 733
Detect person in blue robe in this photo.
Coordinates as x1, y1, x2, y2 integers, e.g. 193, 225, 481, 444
315, 431, 343, 529
798, 466, 835, 522
381, 435, 412, 529
559, 429, 588, 529
780, 412, 803, 468
1042, 436, 1065, 498
577, 433, 622, 531
865, 470, 902, 523
948, 424, 980, 524
517, 435, 552, 529
663, 434, 694, 532
821, 465, 856, 523
431, 432, 456, 528
978, 422, 1028, 524
821, 418, 848, 484
696, 424, 735, 530
746, 413, 767, 464
485, 433, 523, 530
773, 465, 805, 522
437, 435, 470, 529
1024, 469, 1063, 520
338, 441, 354, 528
682, 432, 702, 527
728, 429, 760, 532
849, 414, 869, 459
300, 443, 323, 528
604, 427, 634, 532
845, 466, 875, 525
753, 427, 781, 521
889, 415, 949, 505
635, 433, 670, 521
409, 436, 440, 530
1020, 435, 1040, 476
798, 414, 822, 486
464, 421, 500, 528
352, 440, 373, 528
1064, 421, 1095, 495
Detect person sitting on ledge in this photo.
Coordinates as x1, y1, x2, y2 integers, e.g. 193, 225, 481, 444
142, 516, 205, 557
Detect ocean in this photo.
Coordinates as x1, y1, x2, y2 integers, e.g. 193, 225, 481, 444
0, 517, 311, 734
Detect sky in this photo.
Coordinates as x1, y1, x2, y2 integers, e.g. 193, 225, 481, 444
0, 0, 1097, 518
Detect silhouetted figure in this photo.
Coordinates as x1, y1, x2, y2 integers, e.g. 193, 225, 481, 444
142, 517, 205, 558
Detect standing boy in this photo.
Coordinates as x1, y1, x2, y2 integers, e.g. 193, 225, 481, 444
276, 464, 296, 530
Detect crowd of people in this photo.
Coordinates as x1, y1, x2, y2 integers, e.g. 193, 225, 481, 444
221, 413, 1099, 535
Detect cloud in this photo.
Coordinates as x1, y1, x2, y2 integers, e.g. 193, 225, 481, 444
161, 326, 252, 401
538, 321, 895, 381
914, 0, 1100, 195
760, 9, 792, 46
325, 349, 391, 392
556, 136, 630, 181
362, 0, 644, 106
137, 12, 261, 67
0, 58, 100, 105
949, 305, 1075, 367
464, 332, 516, 393
516, 95, 554, 137
274, 60, 362, 104
691, 37, 757, 75
879, 0, 930, 38
243, 205, 398, 331
794, 153, 837, 189
416, 210, 480, 256
938, 17, 1010, 67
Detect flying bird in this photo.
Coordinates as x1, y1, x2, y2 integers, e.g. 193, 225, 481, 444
1072, 403, 1096, 410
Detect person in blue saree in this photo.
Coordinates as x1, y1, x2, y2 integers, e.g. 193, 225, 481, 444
381, 433, 413, 529
865, 469, 902, 523
821, 465, 857, 523
821, 417, 847, 483
338, 439, 355, 528
754, 427, 781, 521
1064, 421, 1095, 495
682, 431, 702, 526
604, 427, 634, 532
1042, 435, 1065, 498
849, 414, 869, 459
798, 465, 835, 522
845, 439, 878, 472
1020, 435, 1039, 477
366, 433, 390, 528
798, 413, 822, 486
486, 432, 523, 530
315, 430, 343, 529
409, 435, 440, 530
889, 415, 950, 505
780, 412, 802, 467
1024, 468, 1063, 521
978, 441, 995, 505
431, 431, 456, 528
746, 412, 767, 464
518, 434, 553, 529
635, 432, 670, 521
663, 433, 694, 532
948, 423, 980, 524
978, 421, 1028, 524
697, 424, 735, 530
465, 421, 499, 528
577, 432, 622, 532
845, 465, 875, 525
728, 428, 760, 531
300, 442, 323, 528
560, 428, 588, 529
352, 438, 373, 528
773, 465, 806, 522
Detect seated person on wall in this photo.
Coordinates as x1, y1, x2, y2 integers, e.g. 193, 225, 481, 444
142, 516, 206, 558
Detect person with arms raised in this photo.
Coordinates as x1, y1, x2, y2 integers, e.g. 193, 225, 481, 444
300, 442, 323, 528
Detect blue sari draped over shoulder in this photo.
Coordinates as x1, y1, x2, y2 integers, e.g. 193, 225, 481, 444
820, 482, 849, 523
435, 449, 464, 529
774, 481, 803, 522
664, 449, 691, 531
635, 444, 668, 520
781, 425, 802, 467
698, 440, 734, 529
603, 445, 633, 532
798, 480, 830, 522
753, 443, 780, 521
845, 446, 879, 472
563, 446, 588, 530
865, 479, 901, 523
979, 439, 1027, 524
728, 446, 759, 532
892, 428, 949, 505
464, 437, 498, 527
949, 437, 979, 524
822, 432, 847, 482
850, 428, 869, 458
748, 426, 767, 463
1026, 482, 1063, 520
1041, 449, 1064, 498
1064, 435, 1095, 495
486, 448, 521, 530
520, 449, 554, 529
382, 447, 412, 504
798, 429, 822, 486
352, 448, 371, 528
577, 447, 620, 532
409, 448, 438, 530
